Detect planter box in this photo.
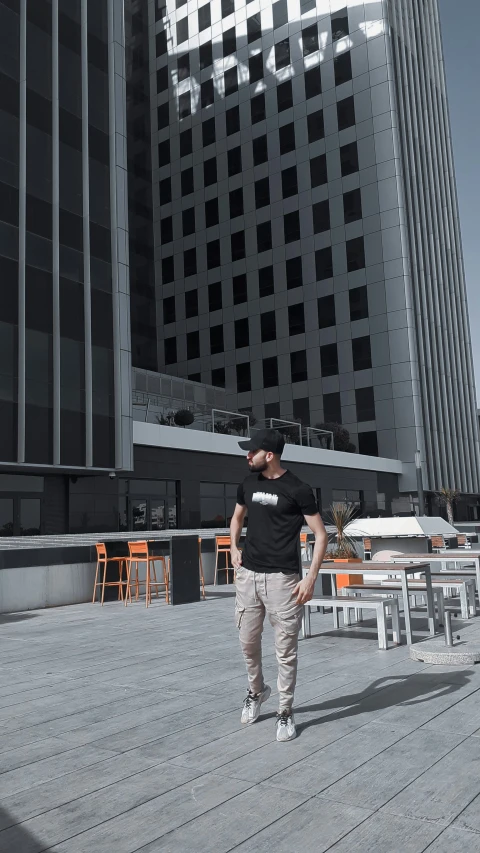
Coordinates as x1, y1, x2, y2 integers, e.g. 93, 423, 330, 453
332, 560, 363, 590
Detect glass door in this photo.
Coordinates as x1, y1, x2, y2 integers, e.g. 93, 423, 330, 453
131, 499, 148, 531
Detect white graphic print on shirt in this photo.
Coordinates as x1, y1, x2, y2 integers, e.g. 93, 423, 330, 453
252, 492, 279, 507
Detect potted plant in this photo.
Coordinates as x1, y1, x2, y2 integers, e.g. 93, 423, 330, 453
325, 502, 363, 590
174, 409, 195, 427
435, 487, 459, 526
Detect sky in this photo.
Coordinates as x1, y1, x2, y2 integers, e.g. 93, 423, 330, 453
438, 0, 480, 396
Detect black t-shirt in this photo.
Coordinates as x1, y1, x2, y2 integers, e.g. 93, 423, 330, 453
236, 469, 318, 574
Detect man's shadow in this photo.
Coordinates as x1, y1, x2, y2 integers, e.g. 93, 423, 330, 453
290, 671, 474, 734
0, 807, 44, 852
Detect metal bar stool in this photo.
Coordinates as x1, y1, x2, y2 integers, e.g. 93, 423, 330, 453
92, 543, 128, 605
198, 537, 206, 600
214, 535, 238, 584
125, 540, 170, 607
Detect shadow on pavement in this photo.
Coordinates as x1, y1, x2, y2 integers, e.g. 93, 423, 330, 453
0, 613, 38, 625
0, 807, 45, 853
295, 670, 474, 733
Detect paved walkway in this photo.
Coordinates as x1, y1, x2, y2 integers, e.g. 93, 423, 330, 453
1, 590, 480, 852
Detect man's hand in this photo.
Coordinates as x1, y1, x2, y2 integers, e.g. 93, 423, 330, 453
231, 547, 243, 569
293, 576, 316, 605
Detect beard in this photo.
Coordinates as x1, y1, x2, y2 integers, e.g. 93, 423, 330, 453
248, 460, 268, 473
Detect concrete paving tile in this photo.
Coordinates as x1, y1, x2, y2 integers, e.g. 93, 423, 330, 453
384, 737, 480, 824
135, 781, 310, 853
316, 808, 445, 852
420, 826, 480, 852
223, 798, 372, 853
46, 772, 252, 853
317, 729, 466, 810
420, 688, 480, 735
452, 793, 480, 835
0, 744, 119, 798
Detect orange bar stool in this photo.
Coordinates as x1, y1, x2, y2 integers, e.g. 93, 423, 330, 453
198, 537, 206, 600
92, 543, 128, 605
125, 540, 170, 607
214, 535, 239, 584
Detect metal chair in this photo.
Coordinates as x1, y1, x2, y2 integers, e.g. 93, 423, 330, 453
125, 540, 170, 607
92, 543, 128, 605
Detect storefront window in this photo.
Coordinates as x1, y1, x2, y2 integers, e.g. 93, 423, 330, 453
200, 482, 237, 528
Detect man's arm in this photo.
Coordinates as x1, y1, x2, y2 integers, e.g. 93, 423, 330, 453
230, 502, 247, 568
294, 512, 329, 604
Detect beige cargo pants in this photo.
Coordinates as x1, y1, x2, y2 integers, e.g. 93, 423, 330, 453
234, 566, 303, 711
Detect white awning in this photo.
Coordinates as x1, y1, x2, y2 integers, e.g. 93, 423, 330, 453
344, 516, 459, 538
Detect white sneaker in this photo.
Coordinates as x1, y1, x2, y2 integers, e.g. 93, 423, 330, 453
241, 685, 271, 725
276, 709, 296, 742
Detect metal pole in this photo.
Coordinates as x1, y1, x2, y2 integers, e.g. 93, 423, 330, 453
415, 450, 426, 516
444, 610, 453, 646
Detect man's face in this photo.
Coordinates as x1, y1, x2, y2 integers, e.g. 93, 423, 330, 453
247, 448, 270, 472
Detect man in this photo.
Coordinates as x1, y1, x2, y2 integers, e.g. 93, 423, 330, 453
230, 428, 328, 742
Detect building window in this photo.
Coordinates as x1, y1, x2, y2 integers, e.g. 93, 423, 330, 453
346, 236, 365, 271
160, 215, 173, 244
164, 337, 177, 365
177, 53, 190, 81
181, 166, 194, 196
282, 166, 298, 199
177, 16, 188, 43
236, 361, 251, 392
205, 198, 219, 228
251, 94, 266, 124
343, 188, 362, 223
247, 13, 262, 43
275, 38, 290, 69
273, 0, 288, 28
178, 91, 191, 120
315, 246, 333, 280
228, 146, 242, 176
318, 294, 336, 328
293, 397, 310, 425
358, 431, 378, 456
284, 210, 300, 243
320, 343, 338, 376
310, 154, 327, 187
182, 208, 195, 236
158, 140, 170, 167
291, 350, 307, 383
279, 122, 295, 154
157, 103, 169, 129
162, 256, 174, 283
261, 310, 276, 342
159, 177, 171, 204
340, 141, 359, 176
187, 330, 200, 360
235, 317, 249, 348
201, 79, 214, 108
349, 286, 368, 321
212, 367, 225, 388
255, 178, 270, 209
210, 324, 224, 354
202, 117, 215, 147
286, 257, 303, 290
184, 248, 197, 277
222, 0, 234, 17
302, 23, 319, 56
208, 281, 222, 312
156, 31, 167, 56
337, 95, 355, 130
203, 157, 217, 187
259, 265, 274, 298
231, 231, 245, 261
257, 221, 272, 252
253, 135, 268, 166
356, 387, 375, 421
263, 356, 279, 388
277, 80, 293, 112
180, 128, 193, 156
334, 51, 352, 86
233, 273, 248, 304
200, 482, 238, 528
229, 187, 244, 218
249, 53, 263, 84
313, 199, 330, 233
288, 303, 305, 336
305, 66, 322, 99
163, 296, 175, 325
224, 66, 238, 96
200, 41, 213, 70
157, 66, 168, 92
185, 289, 198, 318
198, 3, 211, 32
307, 109, 324, 142
352, 336, 372, 370
265, 402, 280, 421
223, 26, 236, 56
323, 391, 342, 423
207, 239, 221, 269
332, 7, 349, 40
226, 105, 240, 135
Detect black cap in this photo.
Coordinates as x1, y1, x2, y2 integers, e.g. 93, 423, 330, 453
238, 428, 285, 455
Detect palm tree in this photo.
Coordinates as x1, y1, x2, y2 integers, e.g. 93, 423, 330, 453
435, 488, 460, 526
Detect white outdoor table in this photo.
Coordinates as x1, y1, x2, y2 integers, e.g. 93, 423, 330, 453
393, 552, 480, 599
303, 560, 435, 645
